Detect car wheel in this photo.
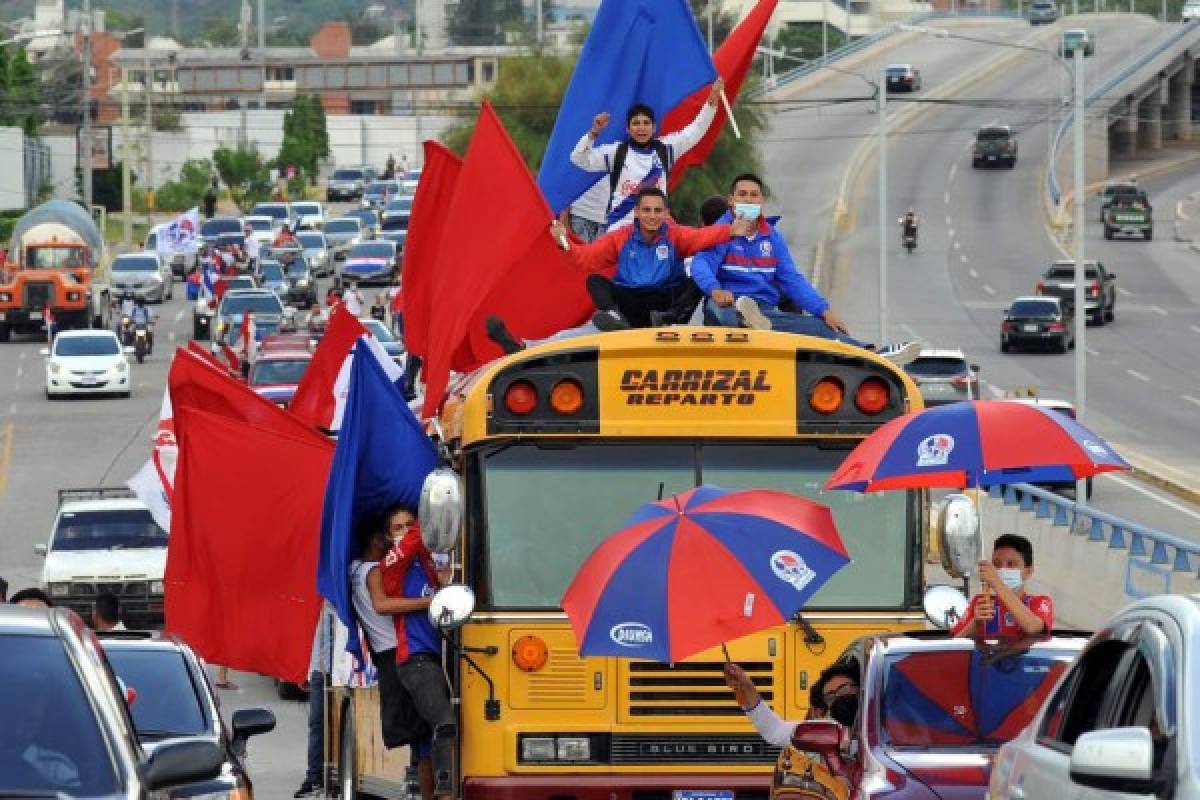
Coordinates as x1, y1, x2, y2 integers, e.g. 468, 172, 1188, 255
1105, 303, 1115, 322
1007, 158, 1016, 168
1092, 308, 1105, 326
0, 324, 10, 342
120, 390, 131, 399
1055, 337, 1067, 354
972, 158, 981, 168
45, 388, 53, 400
1000, 339, 1010, 353
1145, 229, 1153, 241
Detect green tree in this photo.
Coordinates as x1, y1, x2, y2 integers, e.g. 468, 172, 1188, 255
0, 47, 43, 135
106, 10, 146, 46
213, 146, 271, 211
154, 159, 214, 211
441, 50, 766, 227
275, 94, 330, 185
773, 22, 846, 63
199, 15, 241, 47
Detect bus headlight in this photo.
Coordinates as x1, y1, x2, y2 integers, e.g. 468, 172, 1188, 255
49, 582, 70, 597
150, 580, 164, 594
519, 735, 598, 764
520, 737, 556, 762
556, 737, 591, 761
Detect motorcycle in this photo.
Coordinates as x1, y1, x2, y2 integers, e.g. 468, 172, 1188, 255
902, 227, 918, 253
119, 316, 134, 347
132, 321, 152, 364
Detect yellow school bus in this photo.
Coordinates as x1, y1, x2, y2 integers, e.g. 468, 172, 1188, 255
333, 327, 929, 799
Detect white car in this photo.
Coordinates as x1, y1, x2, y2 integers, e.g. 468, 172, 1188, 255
110, 252, 173, 303
990, 593, 1200, 800
36, 487, 168, 627
292, 201, 325, 230
44, 329, 132, 398
1185, 0, 1200, 19
242, 215, 277, 247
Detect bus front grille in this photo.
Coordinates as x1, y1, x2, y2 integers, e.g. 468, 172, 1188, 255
610, 733, 779, 765
625, 661, 773, 718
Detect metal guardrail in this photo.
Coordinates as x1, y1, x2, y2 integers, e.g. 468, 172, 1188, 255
1046, 20, 1200, 206
990, 482, 1200, 572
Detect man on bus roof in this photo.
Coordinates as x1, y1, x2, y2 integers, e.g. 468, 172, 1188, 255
691, 173, 922, 364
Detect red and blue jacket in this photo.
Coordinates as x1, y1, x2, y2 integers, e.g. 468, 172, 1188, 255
690, 213, 829, 316
380, 528, 441, 663
565, 220, 732, 290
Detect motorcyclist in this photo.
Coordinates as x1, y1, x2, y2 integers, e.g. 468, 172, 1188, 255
900, 209, 919, 241
117, 291, 136, 336
130, 296, 156, 353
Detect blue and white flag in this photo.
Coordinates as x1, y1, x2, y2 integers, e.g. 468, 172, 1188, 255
156, 207, 200, 257
537, 0, 716, 214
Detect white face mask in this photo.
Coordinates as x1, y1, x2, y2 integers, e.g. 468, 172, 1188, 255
997, 568, 1024, 591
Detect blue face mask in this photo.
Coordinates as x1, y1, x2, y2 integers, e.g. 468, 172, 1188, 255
734, 203, 762, 222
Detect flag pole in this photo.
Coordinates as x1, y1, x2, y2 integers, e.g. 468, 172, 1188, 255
720, 89, 742, 139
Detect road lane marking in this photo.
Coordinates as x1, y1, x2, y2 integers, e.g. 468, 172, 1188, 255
1086, 347, 1099, 356
174, 310, 185, 322
960, 254, 968, 264
953, 240, 961, 250
1117, 287, 1133, 296
968, 268, 979, 279
1127, 369, 1150, 382
1150, 306, 1168, 316
1191, 325, 1200, 336
983, 284, 996, 296
948, 162, 957, 182
168, 332, 176, 343
1107, 473, 1200, 523
15, 367, 21, 379
946, 216, 953, 226
0, 422, 11, 498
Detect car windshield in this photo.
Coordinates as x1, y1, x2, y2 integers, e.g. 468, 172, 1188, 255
386, 198, 414, 212
326, 220, 360, 234
260, 264, 284, 282
55, 335, 120, 357
0, 634, 122, 795
297, 234, 325, 248
53, 508, 166, 550
362, 318, 398, 342
478, 442, 912, 609
977, 129, 1009, 141
350, 211, 379, 226
881, 647, 1075, 749
252, 205, 288, 220
219, 294, 284, 316
1048, 267, 1100, 280
105, 648, 208, 739
886, 67, 909, 76
1064, 31, 1085, 41
349, 243, 393, 259
251, 358, 310, 385
112, 257, 158, 273
246, 218, 272, 231
294, 203, 320, 216
224, 278, 256, 291
906, 357, 968, 377
366, 182, 399, 195
27, 246, 86, 269
227, 317, 281, 342
1010, 300, 1059, 317
333, 169, 363, 180
201, 218, 242, 236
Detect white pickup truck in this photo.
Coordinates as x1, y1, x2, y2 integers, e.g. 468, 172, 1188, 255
36, 487, 169, 628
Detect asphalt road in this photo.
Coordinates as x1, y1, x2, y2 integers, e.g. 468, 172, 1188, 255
814, 14, 1200, 538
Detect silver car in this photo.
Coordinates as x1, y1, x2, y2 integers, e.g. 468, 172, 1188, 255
324, 217, 364, 261
143, 229, 195, 278
110, 252, 174, 303
1029, 0, 1059, 23
990, 593, 1200, 800
292, 201, 325, 231
903, 348, 978, 407
296, 231, 332, 277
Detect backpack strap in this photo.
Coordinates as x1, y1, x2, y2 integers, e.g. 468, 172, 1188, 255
652, 139, 673, 178
607, 141, 630, 214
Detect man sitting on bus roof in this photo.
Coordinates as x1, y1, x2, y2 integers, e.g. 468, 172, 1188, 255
691, 173, 921, 364
484, 188, 753, 354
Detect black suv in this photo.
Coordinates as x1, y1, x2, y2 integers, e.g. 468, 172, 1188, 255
973, 125, 1017, 168
101, 631, 276, 798
0, 605, 224, 797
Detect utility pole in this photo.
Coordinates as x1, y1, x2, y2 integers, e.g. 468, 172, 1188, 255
707, 2, 714, 51
822, 0, 828, 63
258, 0, 266, 113
1071, 45, 1087, 500
81, 0, 93, 211
878, 68, 888, 344
144, 39, 153, 190
239, 0, 249, 147
121, 67, 132, 246
535, 0, 543, 46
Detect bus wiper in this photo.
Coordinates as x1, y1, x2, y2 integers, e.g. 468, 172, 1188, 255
791, 611, 826, 650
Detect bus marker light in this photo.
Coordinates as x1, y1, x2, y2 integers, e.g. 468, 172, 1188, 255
655, 331, 681, 342
810, 377, 844, 415
549, 379, 584, 415
512, 635, 549, 672
855, 377, 890, 414
504, 380, 537, 415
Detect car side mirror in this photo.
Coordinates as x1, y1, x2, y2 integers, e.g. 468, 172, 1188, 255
1069, 728, 1159, 793
143, 739, 224, 790
788, 720, 843, 761
231, 707, 276, 744
34, 543, 47, 556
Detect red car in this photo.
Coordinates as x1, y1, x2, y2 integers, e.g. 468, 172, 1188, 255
247, 349, 312, 406
786, 631, 1088, 800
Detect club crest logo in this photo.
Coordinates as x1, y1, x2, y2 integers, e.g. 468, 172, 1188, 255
655, 244, 669, 260
917, 434, 955, 467
770, 550, 815, 591
609, 622, 654, 647
759, 240, 773, 257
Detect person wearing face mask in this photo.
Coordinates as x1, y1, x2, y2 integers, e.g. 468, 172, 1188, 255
950, 534, 1054, 638
692, 174, 922, 365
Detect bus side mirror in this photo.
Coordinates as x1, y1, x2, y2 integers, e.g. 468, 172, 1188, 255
429, 584, 475, 631
923, 585, 969, 630
419, 468, 463, 554
938, 493, 981, 580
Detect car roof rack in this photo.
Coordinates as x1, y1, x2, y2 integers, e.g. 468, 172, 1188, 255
58, 487, 136, 504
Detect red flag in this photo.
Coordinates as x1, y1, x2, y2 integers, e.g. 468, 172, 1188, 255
423, 102, 558, 417
218, 342, 241, 375
165, 351, 334, 683
401, 141, 462, 361
290, 305, 369, 430
663, 0, 779, 189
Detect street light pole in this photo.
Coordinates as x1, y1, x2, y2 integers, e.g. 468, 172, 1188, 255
81, 0, 93, 211
121, 68, 132, 247
707, 2, 714, 51
144, 38, 153, 190
878, 67, 888, 344
1072, 45, 1087, 499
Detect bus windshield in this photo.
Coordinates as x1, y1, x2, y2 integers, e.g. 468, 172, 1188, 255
476, 441, 912, 609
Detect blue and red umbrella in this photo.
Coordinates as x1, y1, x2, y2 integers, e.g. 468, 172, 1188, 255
562, 485, 850, 664
825, 400, 1129, 492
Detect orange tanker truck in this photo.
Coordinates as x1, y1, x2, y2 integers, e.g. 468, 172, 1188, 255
0, 200, 112, 341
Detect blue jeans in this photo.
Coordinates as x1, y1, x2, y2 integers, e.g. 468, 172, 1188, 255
568, 214, 605, 243
704, 299, 869, 348
305, 670, 324, 783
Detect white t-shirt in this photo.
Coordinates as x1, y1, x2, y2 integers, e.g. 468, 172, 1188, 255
350, 559, 396, 653
570, 101, 717, 230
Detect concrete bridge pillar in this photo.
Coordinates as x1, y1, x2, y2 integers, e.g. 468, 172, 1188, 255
1111, 98, 1140, 158
1167, 58, 1194, 142
1138, 89, 1164, 151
